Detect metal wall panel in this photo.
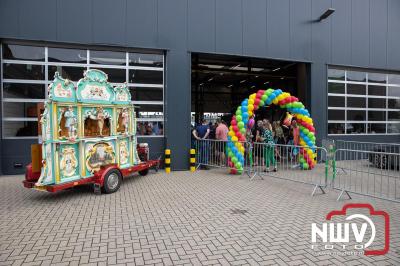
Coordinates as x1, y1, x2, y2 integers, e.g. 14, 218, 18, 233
289, 0, 312, 61
188, 0, 216, 52
1, 0, 400, 173
310, 63, 327, 142
331, 0, 351, 65
92, 0, 127, 45
19, 0, 57, 41
157, 0, 187, 50
311, 0, 331, 62
1, 140, 32, 175
164, 51, 191, 170
0, 0, 20, 38
351, 0, 370, 67
127, 0, 158, 48
267, 0, 290, 59
388, 0, 400, 69
243, 0, 267, 57
216, 0, 243, 54
369, 0, 388, 69
57, 0, 92, 44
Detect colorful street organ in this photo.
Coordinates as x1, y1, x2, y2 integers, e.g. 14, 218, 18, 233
24, 69, 159, 193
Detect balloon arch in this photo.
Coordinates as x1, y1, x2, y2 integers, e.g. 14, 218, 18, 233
227, 88, 316, 174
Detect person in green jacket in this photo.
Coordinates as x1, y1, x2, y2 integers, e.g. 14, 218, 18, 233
261, 120, 277, 172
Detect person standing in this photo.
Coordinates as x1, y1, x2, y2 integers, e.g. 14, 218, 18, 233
215, 118, 229, 166
289, 118, 300, 168
272, 121, 284, 160
254, 120, 264, 166
192, 119, 210, 169
261, 120, 277, 172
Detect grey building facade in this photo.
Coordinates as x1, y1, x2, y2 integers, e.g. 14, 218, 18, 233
0, 0, 400, 174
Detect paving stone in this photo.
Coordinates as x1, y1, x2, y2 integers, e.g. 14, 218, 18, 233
0, 171, 398, 266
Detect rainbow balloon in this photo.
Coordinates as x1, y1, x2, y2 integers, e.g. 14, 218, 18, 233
227, 88, 316, 174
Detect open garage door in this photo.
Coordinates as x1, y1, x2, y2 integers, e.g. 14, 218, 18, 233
191, 53, 310, 125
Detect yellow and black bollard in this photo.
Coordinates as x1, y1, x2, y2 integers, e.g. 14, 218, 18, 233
190, 149, 196, 172
165, 149, 171, 173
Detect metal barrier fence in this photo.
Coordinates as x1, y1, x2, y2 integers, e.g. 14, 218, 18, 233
335, 140, 400, 154
333, 148, 400, 202
250, 143, 328, 196
193, 139, 329, 196
193, 139, 400, 203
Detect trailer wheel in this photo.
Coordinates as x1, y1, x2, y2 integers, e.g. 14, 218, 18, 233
102, 169, 122, 194
139, 169, 149, 176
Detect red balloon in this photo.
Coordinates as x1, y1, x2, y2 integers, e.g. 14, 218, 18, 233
254, 98, 260, 105
230, 169, 237, 174
231, 119, 237, 126
233, 125, 239, 132
240, 136, 246, 142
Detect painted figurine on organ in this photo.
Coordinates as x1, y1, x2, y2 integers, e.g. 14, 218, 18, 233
96, 107, 105, 136
64, 106, 77, 141
121, 108, 129, 134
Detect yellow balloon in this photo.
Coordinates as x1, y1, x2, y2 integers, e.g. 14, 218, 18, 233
272, 98, 279, 105
249, 93, 256, 100
248, 105, 254, 111
232, 136, 238, 142
248, 110, 253, 117
248, 99, 254, 105
240, 146, 245, 153
228, 131, 234, 137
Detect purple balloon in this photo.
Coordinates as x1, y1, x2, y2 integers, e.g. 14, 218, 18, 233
248, 118, 255, 129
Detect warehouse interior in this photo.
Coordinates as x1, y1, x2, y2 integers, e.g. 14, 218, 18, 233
191, 53, 310, 125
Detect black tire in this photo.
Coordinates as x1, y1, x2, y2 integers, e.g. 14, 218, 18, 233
139, 169, 149, 176
102, 169, 122, 194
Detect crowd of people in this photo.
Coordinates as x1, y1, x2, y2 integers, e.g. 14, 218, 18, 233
192, 114, 301, 172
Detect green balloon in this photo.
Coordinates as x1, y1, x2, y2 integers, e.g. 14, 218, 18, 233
238, 121, 245, 128
236, 115, 242, 121
286, 103, 293, 108
261, 95, 268, 101
232, 157, 238, 163
236, 110, 242, 116
307, 132, 313, 138
228, 151, 233, 157
235, 162, 241, 168
240, 128, 246, 134
259, 100, 265, 106
266, 88, 274, 94
303, 163, 309, 170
